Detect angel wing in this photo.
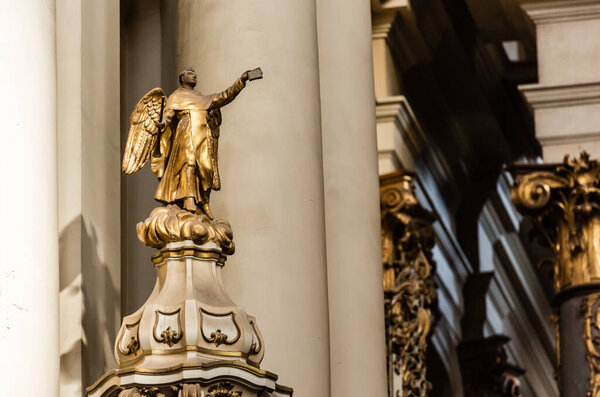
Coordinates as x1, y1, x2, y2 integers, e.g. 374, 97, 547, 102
122, 88, 166, 174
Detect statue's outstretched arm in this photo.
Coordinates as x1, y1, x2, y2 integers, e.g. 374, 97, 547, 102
210, 76, 247, 109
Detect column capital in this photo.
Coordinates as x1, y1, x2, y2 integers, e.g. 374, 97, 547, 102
510, 151, 600, 297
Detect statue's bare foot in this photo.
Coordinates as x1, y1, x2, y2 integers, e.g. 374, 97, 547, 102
202, 203, 214, 220
183, 197, 197, 212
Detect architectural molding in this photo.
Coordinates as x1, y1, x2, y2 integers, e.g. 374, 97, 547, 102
520, 81, 600, 109
376, 96, 456, 192
477, 177, 557, 396
371, 3, 430, 71
431, 319, 465, 396
538, 131, 600, 147
522, 0, 600, 24
371, 0, 410, 13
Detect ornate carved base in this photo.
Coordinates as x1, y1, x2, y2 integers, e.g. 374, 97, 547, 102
87, 239, 292, 396
86, 362, 292, 397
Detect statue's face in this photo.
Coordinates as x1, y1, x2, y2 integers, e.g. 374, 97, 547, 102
182, 70, 197, 87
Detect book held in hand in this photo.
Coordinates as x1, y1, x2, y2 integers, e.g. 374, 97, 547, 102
247, 67, 263, 81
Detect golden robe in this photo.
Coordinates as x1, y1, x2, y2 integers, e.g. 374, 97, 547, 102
151, 78, 246, 206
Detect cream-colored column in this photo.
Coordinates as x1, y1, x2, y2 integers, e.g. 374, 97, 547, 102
0, 1, 59, 395
317, 1, 388, 396
56, 0, 120, 394
178, 1, 330, 396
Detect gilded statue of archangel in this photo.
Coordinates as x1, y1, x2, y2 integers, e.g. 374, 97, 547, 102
122, 67, 262, 219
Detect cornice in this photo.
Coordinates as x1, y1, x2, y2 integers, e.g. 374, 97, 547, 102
522, 0, 600, 24
372, 4, 405, 40
519, 80, 600, 109
538, 131, 600, 146
371, 0, 409, 14
376, 96, 455, 186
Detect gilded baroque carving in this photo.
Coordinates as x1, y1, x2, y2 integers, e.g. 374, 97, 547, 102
209, 329, 228, 347
125, 336, 140, 355
118, 387, 166, 397
200, 310, 241, 346
118, 320, 141, 356
207, 382, 242, 397
158, 326, 182, 347
137, 205, 235, 253
380, 171, 437, 397
510, 152, 600, 294
582, 293, 600, 396
153, 309, 183, 347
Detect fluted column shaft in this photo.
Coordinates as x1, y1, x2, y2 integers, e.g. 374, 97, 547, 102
0, 0, 59, 395
316, 0, 388, 395
177, 1, 330, 395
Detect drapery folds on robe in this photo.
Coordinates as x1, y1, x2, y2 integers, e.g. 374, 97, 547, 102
151, 78, 246, 207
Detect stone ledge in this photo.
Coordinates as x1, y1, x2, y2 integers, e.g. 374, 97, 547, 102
519, 80, 600, 109
522, 0, 600, 24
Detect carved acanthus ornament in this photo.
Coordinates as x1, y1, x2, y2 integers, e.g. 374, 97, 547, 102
510, 152, 600, 295
207, 382, 243, 397
117, 383, 242, 397
380, 171, 438, 397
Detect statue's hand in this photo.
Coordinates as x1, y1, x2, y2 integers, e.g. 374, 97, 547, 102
241, 71, 250, 83
153, 120, 166, 134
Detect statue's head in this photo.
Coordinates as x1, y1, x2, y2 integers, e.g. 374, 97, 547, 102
179, 67, 197, 88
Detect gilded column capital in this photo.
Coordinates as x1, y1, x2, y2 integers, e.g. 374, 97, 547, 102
510, 151, 600, 296
380, 171, 438, 397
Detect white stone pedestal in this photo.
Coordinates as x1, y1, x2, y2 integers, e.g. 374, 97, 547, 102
87, 236, 292, 396
87, 362, 292, 397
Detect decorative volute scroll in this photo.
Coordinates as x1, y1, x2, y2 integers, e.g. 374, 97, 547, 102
510, 151, 600, 295
380, 171, 438, 397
